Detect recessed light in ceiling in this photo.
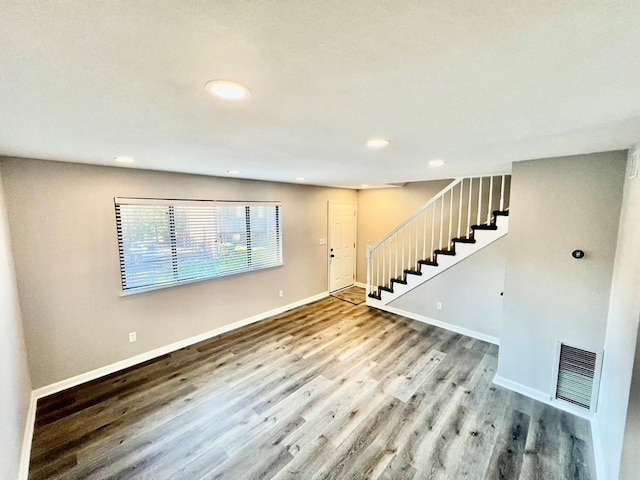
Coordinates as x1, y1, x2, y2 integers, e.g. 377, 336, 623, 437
429, 159, 445, 168
227, 170, 240, 175
114, 156, 135, 164
295, 177, 305, 182
361, 184, 369, 188
205, 80, 250, 101
365, 138, 390, 150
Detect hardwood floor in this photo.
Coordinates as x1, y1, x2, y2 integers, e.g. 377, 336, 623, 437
29, 296, 595, 479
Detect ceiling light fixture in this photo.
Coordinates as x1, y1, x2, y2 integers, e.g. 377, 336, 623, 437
429, 159, 445, 168
361, 184, 369, 189
295, 177, 305, 182
114, 156, 135, 164
205, 80, 250, 101
227, 170, 240, 175
365, 138, 390, 150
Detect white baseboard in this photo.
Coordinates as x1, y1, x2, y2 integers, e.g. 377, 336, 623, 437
354, 282, 367, 289
18, 391, 38, 480
591, 415, 605, 480
375, 304, 500, 346
32, 291, 329, 400
492, 375, 593, 421
21, 291, 329, 479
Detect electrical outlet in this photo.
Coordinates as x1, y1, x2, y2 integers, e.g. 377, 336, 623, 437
436, 302, 443, 311
279, 290, 284, 298
129, 332, 137, 343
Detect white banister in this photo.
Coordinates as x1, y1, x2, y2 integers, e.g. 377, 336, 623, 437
367, 173, 510, 299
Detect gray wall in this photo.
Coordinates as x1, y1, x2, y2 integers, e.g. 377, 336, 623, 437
389, 236, 506, 341
356, 180, 452, 284
0, 158, 356, 388
0, 171, 32, 479
596, 145, 640, 480
497, 152, 626, 397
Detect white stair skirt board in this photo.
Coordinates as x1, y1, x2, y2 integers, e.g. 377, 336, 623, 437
492, 375, 593, 421
367, 216, 509, 306
373, 304, 499, 346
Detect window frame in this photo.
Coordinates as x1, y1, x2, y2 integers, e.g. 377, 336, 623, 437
114, 197, 283, 296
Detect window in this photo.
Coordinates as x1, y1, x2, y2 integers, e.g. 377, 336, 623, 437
114, 198, 282, 294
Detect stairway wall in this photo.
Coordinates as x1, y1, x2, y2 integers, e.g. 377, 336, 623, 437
497, 152, 626, 400
388, 236, 506, 342
356, 179, 452, 284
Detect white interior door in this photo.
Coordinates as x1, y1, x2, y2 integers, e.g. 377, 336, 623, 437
328, 202, 356, 292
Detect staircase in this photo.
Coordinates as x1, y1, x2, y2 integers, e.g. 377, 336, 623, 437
367, 174, 511, 305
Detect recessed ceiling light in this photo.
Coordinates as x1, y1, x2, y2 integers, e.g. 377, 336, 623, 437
429, 159, 445, 168
295, 177, 305, 182
114, 156, 135, 164
227, 170, 240, 175
361, 184, 369, 188
365, 138, 390, 150
205, 80, 250, 101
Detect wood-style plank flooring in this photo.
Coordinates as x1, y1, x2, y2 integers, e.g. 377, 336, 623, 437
29, 295, 595, 479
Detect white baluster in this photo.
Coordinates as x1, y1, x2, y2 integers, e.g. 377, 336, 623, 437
448, 189, 453, 248
457, 181, 463, 239
477, 177, 483, 225
439, 196, 444, 249
487, 176, 494, 224
500, 175, 506, 211
423, 209, 427, 260
467, 178, 472, 237
430, 205, 435, 260
411, 217, 420, 270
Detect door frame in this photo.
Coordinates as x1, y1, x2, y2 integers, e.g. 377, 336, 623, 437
327, 201, 357, 293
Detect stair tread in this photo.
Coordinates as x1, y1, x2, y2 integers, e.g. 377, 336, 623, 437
471, 224, 498, 230
404, 269, 422, 276
391, 278, 407, 285
452, 237, 476, 244
434, 249, 456, 255
418, 259, 438, 266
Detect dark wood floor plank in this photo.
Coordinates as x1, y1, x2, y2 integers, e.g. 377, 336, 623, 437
29, 298, 595, 480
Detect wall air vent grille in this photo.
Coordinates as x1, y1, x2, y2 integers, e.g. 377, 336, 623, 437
555, 344, 597, 410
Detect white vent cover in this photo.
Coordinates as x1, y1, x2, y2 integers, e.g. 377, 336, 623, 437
555, 344, 598, 410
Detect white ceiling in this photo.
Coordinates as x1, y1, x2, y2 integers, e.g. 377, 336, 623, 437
1, 1, 639, 188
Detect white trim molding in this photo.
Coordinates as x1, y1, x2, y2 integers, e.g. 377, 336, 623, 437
492, 375, 593, 421
354, 282, 367, 289
374, 304, 500, 346
591, 415, 605, 480
32, 291, 329, 400
18, 391, 38, 480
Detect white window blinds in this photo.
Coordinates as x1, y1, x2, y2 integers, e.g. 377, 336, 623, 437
115, 198, 282, 294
